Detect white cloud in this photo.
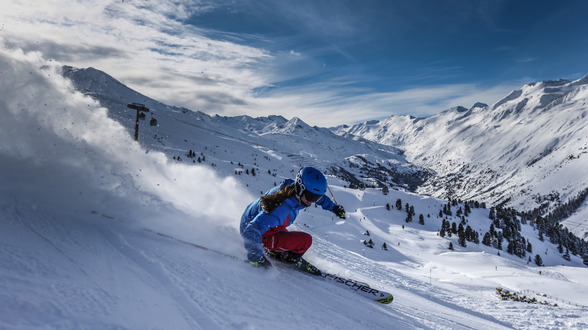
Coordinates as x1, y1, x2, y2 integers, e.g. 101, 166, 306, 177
1, 0, 272, 113
0, 0, 531, 128
233, 80, 527, 127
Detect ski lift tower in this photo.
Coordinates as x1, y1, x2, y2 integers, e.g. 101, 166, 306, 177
127, 103, 150, 141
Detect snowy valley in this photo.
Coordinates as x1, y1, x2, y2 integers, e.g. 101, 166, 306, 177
1, 47, 588, 329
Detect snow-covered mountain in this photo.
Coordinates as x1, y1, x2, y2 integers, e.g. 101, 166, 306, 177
2, 48, 588, 328
334, 77, 588, 238
62, 66, 429, 192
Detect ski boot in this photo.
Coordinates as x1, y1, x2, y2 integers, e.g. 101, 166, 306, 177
268, 251, 322, 276
294, 258, 323, 276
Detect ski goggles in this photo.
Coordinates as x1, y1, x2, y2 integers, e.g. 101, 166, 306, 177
302, 189, 323, 202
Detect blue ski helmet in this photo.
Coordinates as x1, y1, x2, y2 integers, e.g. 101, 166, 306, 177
295, 167, 327, 202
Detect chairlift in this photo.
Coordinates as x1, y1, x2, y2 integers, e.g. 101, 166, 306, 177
126, 103, 150, 141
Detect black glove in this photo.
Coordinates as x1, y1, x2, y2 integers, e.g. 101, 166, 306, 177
250, 256, 272, 269
333, 205, 346, 219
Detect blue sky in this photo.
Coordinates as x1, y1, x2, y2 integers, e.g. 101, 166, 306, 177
2, 0, 587, 126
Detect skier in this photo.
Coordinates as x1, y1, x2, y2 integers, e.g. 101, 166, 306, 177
240, 167, 346, 272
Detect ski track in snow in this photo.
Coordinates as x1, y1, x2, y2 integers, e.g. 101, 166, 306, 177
97, 226, 218, 329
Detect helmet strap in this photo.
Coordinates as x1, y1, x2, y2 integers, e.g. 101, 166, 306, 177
294, 183, 303, 204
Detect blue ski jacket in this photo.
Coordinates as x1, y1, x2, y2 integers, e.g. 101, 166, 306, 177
240, 179, 337, 262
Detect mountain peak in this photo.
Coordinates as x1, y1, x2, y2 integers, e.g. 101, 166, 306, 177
541, 78, 570, 87
572, 74, 588, 86
470, 102, 488, 110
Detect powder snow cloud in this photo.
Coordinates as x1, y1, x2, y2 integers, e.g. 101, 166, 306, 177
0, 46, 252, 237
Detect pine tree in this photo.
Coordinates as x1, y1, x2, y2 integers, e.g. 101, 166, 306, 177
507, 239, 515, 255
458, 223, 464, 234
441, 219, 451, 238
448, 242, 454, 251
534, 254, 544, 266
396, 199, 402, 210
482, 232, 492, 246
458, 231, 467, 247
419, 214, 425, 225
497, 232, 503, 250
465, 226, 473, 242
405, 213, 413, 223
364, 239, 374, 248
464, 203, 471, 216
563, 248, 571, 261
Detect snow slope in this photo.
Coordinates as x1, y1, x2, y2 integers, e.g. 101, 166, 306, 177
1, 47, 587, 329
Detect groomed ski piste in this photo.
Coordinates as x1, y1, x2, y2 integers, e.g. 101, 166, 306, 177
2, 47, 588, 329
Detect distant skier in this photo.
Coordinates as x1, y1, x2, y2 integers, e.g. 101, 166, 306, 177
240, 167, 346, 271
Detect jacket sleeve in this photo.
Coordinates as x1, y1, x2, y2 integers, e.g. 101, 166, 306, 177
316, 195, 337, 212
242, 212, 281, 262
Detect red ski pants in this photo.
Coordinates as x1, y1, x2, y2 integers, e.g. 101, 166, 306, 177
261, 230, 312, 254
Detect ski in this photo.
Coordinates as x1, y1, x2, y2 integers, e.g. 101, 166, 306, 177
270, 255, 393, 304
146, 230, 393, 304
319, 272, 394, 304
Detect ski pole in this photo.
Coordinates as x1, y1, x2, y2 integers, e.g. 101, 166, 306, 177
327, 185, 338, 204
